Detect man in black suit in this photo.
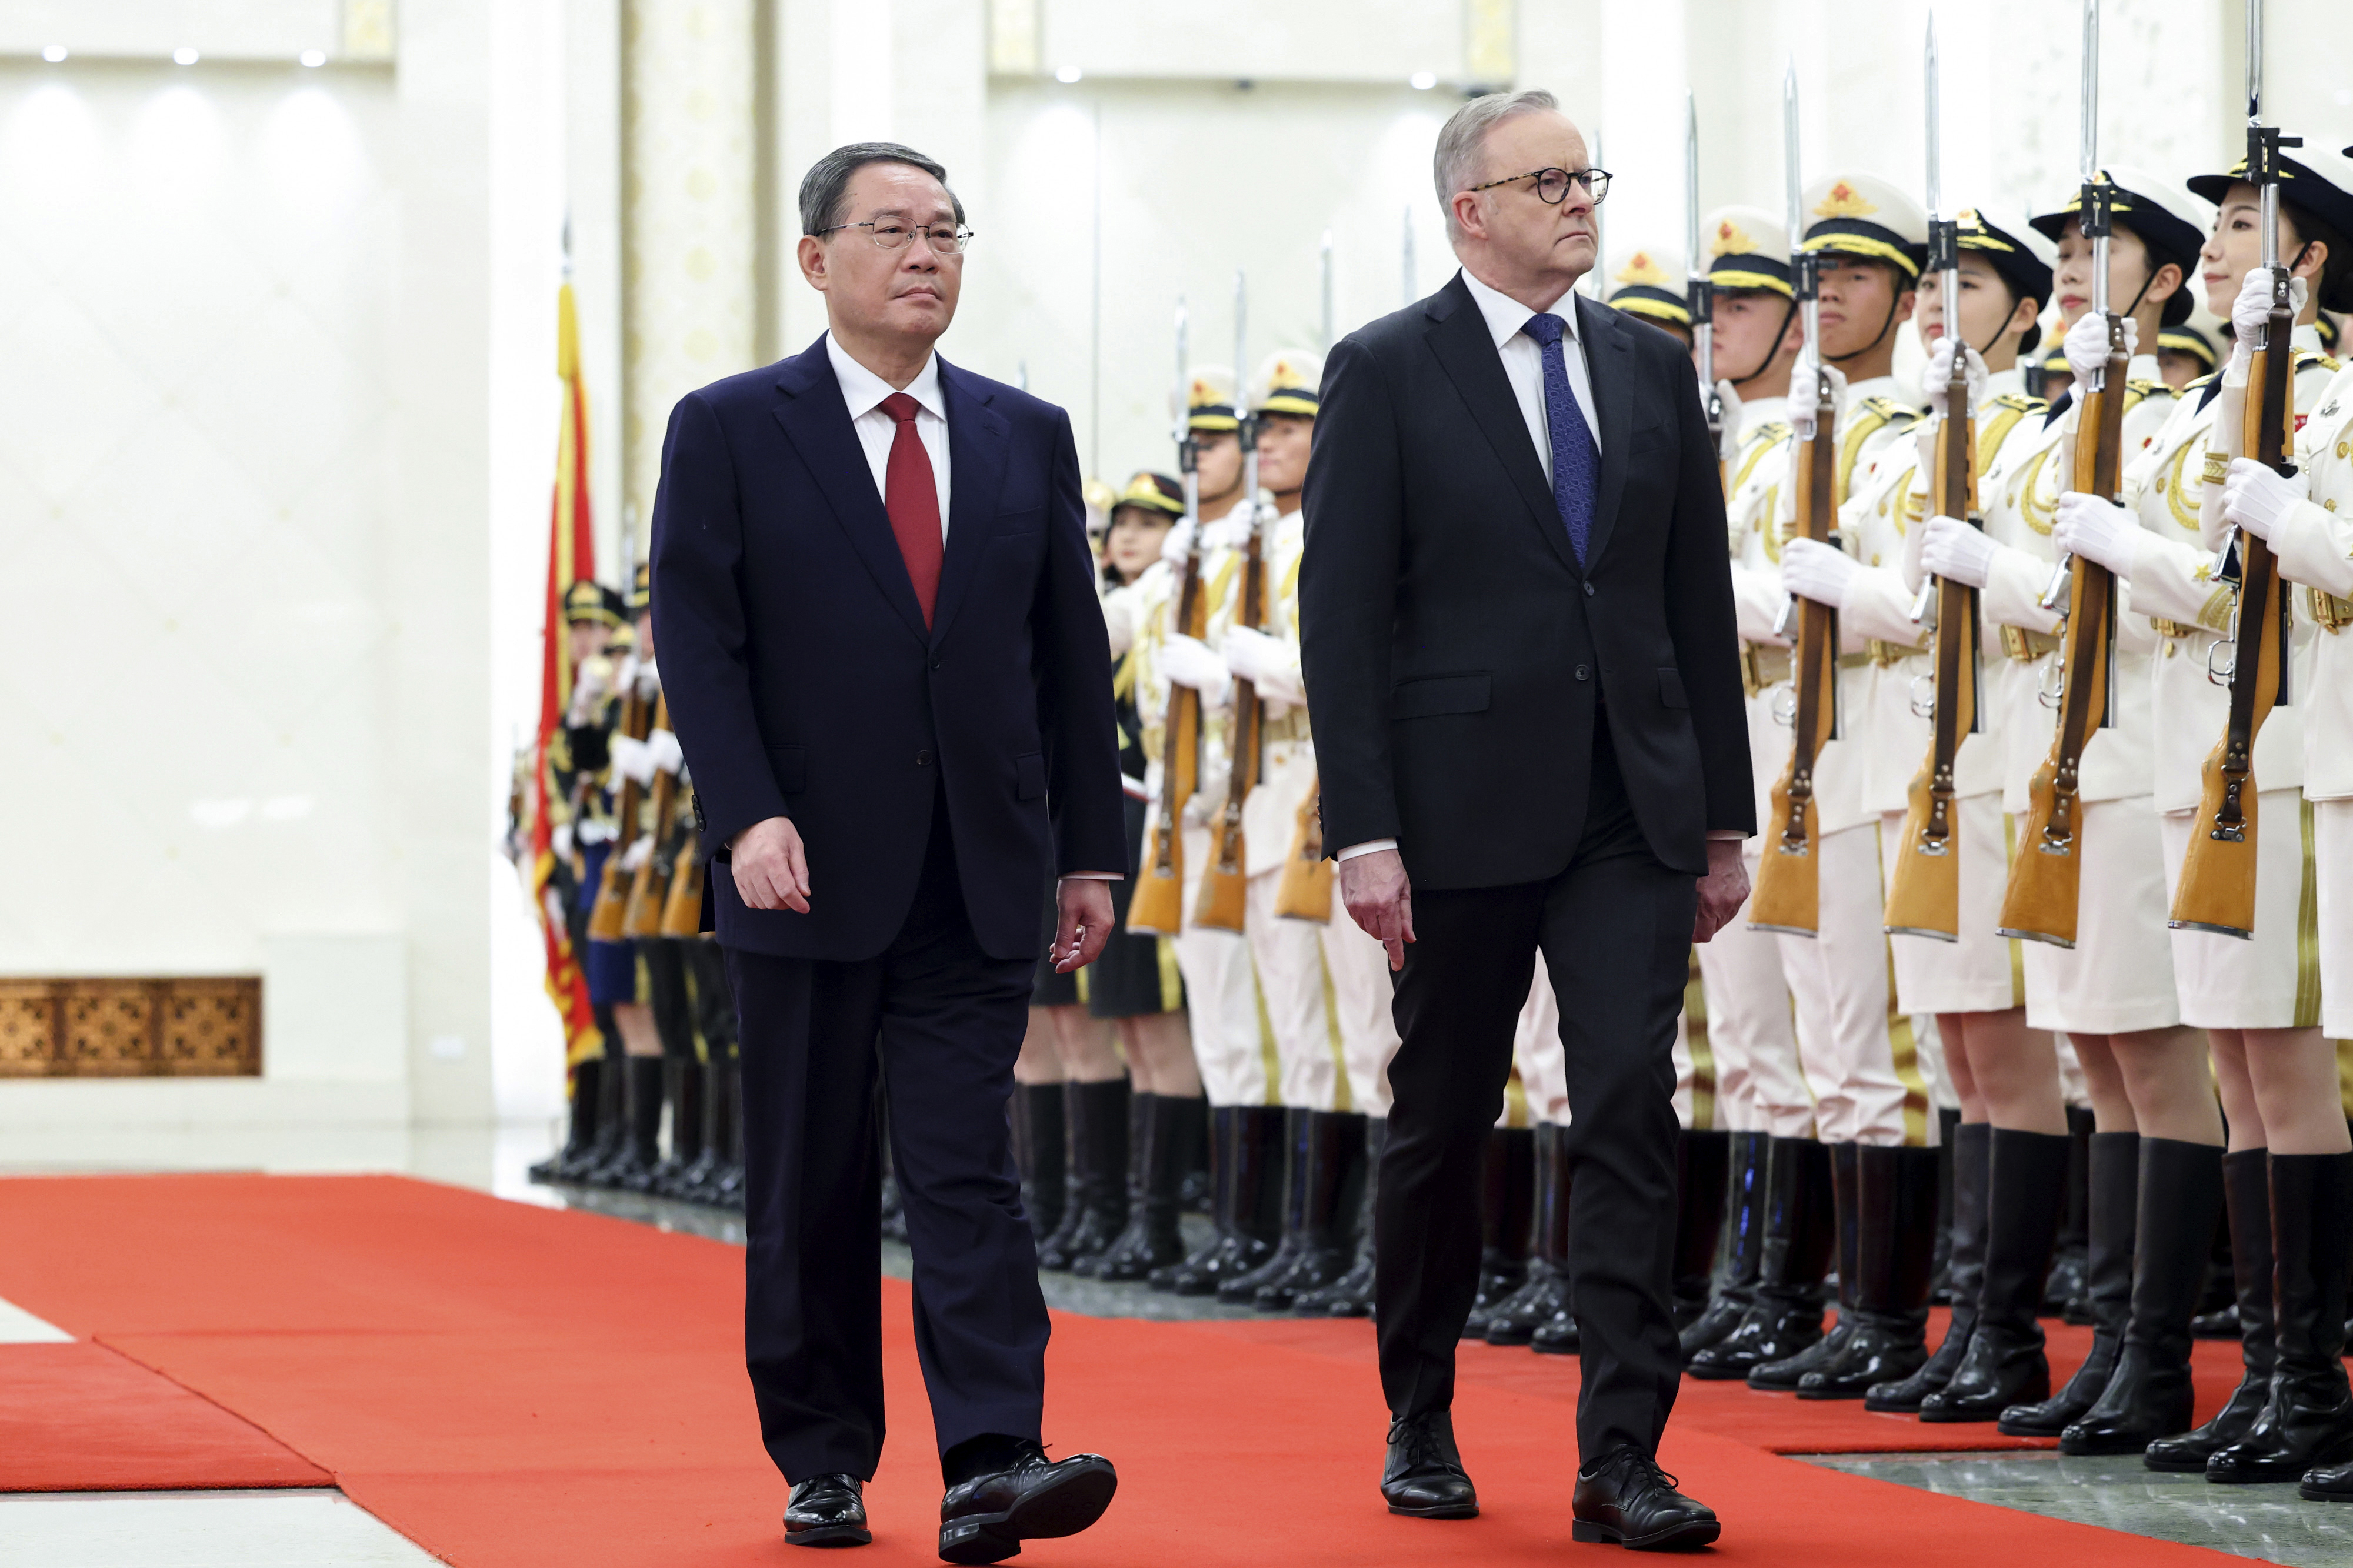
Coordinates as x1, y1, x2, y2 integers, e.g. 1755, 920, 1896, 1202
1300, 91, 1754, 1551
651, 142, 1128, 1564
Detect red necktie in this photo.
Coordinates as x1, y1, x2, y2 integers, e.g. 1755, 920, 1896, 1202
879, 392, 943, 626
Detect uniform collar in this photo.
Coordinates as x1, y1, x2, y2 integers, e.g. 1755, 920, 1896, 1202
1842, 373, 1899, 411
825, 331, 944, 422
1738, 395, 1788, 432
1459, 266, 1581, 351
1984, 366, 2026, 402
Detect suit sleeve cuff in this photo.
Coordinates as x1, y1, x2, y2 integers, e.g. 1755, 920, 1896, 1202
1707, 830, 1747, 840
1335, 839, 1398, 862
1061, 871, 1123, 881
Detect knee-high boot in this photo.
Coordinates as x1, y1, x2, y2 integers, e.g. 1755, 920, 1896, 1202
1252, 1111, 1364, 1309
1295, 1117, 1385, 1317
1224, 1109, 1315, 1302
1930, 1107, 1961, 1300
1919, 1127, 2069, 1422
1463, 1126, 1535, 1339
1681, 1130, 1768, 1358
1752, 1141, 1859, 1389
1039, 1079, 1129, 1272
531, 1057, 603, 1183
2207, 1153, 2353, 1483
1011, 1082, 1068, 1244
1092, 1093, 1192, 1280
2045, 1105, 2095, 1317
1673, 1129, 1732, 1329
1687, 1136, 1834, 1380
1159, 1105, 1279, 1295
1487, 1123, 1573, 1345
1799, 1145, 1937, 1397
2001, 1131, 2139, 1434
2147, 1149, 2275, 1470
1869, 1120, 1989, 1410
2060, 1138, 2225, 1453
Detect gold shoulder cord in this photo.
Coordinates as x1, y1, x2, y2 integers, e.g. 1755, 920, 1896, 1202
2014, 443, 2059, 536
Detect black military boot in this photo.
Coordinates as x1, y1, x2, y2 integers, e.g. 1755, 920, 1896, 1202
1929, 1107, 1961, 1301
2061, 1138, 2225, 1453
1919, 1127, 2069, 1422
1752, 1141, 1859, 1390
650, 1058, 705, 1195
1672, 1129, 1732, 1330
1175, 1095, 1214, 1214
591, 1056, 665, 1189
1011, 1082, 1068, 1245
1870, 1120, 1989, 1410
1090, 1093, 1189, 1280
531, 1057, 602, 1183
2207, 1153, 2353, 1483
2046, 1105, 2095, 1319
1251, 1111, 1364, 1309
1798, 1144, 1937, 1398
1040, 1079, 1129, 1272
1222, 1109, 1314, 1303
1158, 1106, 1279, 1295
2148, 1149, 2275, 1470
2001, 1130, 2138, 1434
1487, 1123, 1573, 1346
1297, 1118, 1385, 1317
1687, 1136, 1832, 1381
1072, 1087, 1149, 1280
1463, 1126, 1536, 1339
1681, 1130, 1767, 1359
566, 1032, 629, 1181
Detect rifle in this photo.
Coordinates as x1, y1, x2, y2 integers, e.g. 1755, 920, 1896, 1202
622, 695, 677, 937
1885, 17, 1984, 942
1274, 781, 1334, 920
1686, 93, 1725, 491
1196, 272, 1259, 933
1126, 299, 1205, 936
586, 637, 654, 942
1998, 0, 2123, 949
2171, 0, 2299, 940
1748, 66, 1840, 938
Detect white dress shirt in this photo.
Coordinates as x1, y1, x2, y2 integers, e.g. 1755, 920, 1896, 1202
827, 332, 951, 533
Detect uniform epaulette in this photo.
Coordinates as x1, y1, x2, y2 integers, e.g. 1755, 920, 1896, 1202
2295, 348, 2343, 373
2125, 377, 2170, 400
2183, 371, 2220, 394
1861, 395, 1921, 426
1987, 391, 2045, 414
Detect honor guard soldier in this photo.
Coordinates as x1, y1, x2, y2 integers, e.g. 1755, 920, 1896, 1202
1693, 173, 1937, 1395
1680, 205, 1812, 1363
2158, 325, 2219, 392
1604, 247, 1695, 349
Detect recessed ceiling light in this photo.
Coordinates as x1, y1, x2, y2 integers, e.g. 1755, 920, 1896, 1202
173, 46, 200, 65
1410, 71, 1438, 91
42, 44, 68, 63
299, 49, 326, 68
1055, 64, 1082, 84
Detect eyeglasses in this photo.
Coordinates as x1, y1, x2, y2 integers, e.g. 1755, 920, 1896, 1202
815, 219, 975, 253
1467, 166, 1613, 206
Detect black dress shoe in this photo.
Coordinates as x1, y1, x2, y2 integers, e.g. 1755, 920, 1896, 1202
1571, 1448, 1721, 1551
784, 1474, 870, 1548
937, 1445, 1117, 1566
1381, 1411, 1478, 1519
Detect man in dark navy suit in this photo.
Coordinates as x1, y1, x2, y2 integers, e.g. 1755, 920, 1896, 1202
651, 142, 1128, 1564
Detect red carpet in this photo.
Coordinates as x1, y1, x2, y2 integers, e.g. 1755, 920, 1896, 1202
0, 1173, 2249, 1566
0, 1340, 329, 1492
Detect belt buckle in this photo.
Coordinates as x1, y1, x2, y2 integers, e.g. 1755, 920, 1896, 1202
2315, 588, 2353, 633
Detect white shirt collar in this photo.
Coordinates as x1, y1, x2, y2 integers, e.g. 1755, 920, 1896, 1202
1459, 266, 1581, 352
826, 331, 944, 422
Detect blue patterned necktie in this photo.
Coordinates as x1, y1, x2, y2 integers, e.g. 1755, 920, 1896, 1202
1519, 310, 1599, 567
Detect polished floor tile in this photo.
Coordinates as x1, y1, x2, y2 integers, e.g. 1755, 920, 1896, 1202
0, 1490, 441, 1568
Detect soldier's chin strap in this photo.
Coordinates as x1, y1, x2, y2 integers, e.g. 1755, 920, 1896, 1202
1726, 296, 1802, 390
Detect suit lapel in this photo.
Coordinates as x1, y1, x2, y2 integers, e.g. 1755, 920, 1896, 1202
1424, 274, 1580, 578
928, 359, 1009, 649
1578, 294, 1636, 571
770, 336, 929, 643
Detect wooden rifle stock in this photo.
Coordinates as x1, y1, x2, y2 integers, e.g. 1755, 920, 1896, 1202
1747, 378, 1840, 935
1194, 513, 1264, 933
586, 666, 654, 942
659, 835, 705, 936
622, 697, 676, 937
2171, 321, 2295, 939
1273, 780, 1334, 922
1997, 320, 2127, 948
1126, 546, 1207, 936
1885, 366, 1981, 940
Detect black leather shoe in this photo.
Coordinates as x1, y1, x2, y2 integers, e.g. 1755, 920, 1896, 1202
1571, 1448, 1721, 1551
2302, 1460, 2353, 1502
1381, 1412, 1478, 1519
937, 1446, 1117, 1566
784, 1474, 870, 1548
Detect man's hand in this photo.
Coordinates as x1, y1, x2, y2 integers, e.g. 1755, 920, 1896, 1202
1339, 848, 1415, 971
1051, 878, 1116, 973
1693, 839, 1750, 943
730, 816, 811, 913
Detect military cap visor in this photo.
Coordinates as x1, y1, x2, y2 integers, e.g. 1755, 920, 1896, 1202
1113, 472, 1184, 516
1611, 286, 1694, 328
1954, 211, 2057, 308
564, 580, 628, 627
2158, 326, 2217, 368
2190, 153, 2353, 311
2029, 179, 2206, 276
1799, 176, 1929, 279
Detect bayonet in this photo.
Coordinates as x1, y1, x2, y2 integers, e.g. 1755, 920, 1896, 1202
1320, 231, 1335, 350
1688, 92, 1721, 462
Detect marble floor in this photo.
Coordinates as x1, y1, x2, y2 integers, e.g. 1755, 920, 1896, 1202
0, 1490, 443, 1568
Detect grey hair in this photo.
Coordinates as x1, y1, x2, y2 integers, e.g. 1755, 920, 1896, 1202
798, 141, 965, 236
1432, 89, 1560, 241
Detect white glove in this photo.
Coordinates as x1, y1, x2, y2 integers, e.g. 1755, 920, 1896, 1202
1204, 506, 1257, 551
2052, 491, 2141, 578
645, 727, 684, 776
2231, 266, 2309, 355
2222, 456, 2311, 542
1789, 361, 1849, 441
2064, 308, 2135, 382
1922, 336, 1989, 421
1919, 515, 1996, 588
1710, 378, 1744, 463
609, 733, 656, 788
552, 822, 575, 863
1779, 538, 1861, 609
1158, 633, 1231, 704
619, 836, 652, 873
1221, 625, 1279, 685
634, 658, 661, 702
566, 660, 611, 723
1159, 516, 1197, 565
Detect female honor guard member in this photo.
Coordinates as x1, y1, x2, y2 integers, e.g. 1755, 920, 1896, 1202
2048, 155, 2347, 1477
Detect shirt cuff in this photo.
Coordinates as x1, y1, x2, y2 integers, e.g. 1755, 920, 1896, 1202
1061, 871, 1123, 881
1335, 839, 1398, 862
1707, 830, 1748, 840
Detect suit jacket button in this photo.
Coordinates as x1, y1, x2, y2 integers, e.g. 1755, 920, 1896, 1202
916, 750, 934, 766
1575, 665, 1591, 682
1583, 581, 1595, 597
931, 659, 943, 671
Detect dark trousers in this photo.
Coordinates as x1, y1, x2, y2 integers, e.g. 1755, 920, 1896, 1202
725, 798, 1046, 1483
1374, 713, 1696, 1460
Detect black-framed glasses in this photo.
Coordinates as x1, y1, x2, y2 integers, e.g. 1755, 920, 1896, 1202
815, 220, 975, 253
1467, 166, 1612, 206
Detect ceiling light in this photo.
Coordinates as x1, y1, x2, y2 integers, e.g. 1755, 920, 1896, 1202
173, 46, 200, 65
299, 49, 326, 68
1410, 71, 1437, 90
1055, 65, 1082, 84
42, 44, 68, 62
